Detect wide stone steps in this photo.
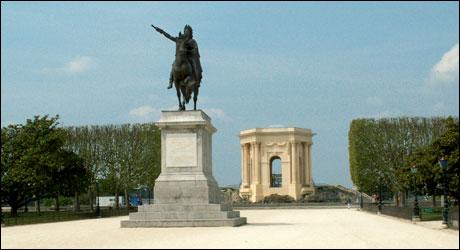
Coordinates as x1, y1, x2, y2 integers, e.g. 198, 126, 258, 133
121, 217, 247, 227
137, 203, 232, 213
129, 210, 240, 220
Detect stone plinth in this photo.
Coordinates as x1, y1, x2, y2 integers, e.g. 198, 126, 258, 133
121, 110, 246, 227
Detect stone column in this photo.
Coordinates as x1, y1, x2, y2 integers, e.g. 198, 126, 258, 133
241, 144, 248, 188
307, 143, 312, 186
291, 142, 298, 184
299, 143, 304, 186
254, 142, 260, 184
303, 143, 308, 186
250, 142, 255, 185
245, 143, 251, 186
288, 142, 292, 184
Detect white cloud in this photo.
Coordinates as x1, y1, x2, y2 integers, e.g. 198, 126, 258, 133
365, 96, 384, 106
65, 56, 94, 73
129, 105, 156, 117
203, 108, 232, 122
428, 43, 459, 85
40, 56, 95, 75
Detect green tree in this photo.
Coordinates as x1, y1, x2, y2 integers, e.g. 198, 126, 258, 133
397, 117, 459, 204
428, 117, 458, 201
396, 145, 440, 205
47, 150, 90, 211
121, 123, 161, 208
348, 117, 453, 201
1, 115, 65, 217
63, 123, 161, 210
66, 125, 103, 211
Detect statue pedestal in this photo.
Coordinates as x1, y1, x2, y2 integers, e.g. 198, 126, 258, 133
121, 110, 246, 227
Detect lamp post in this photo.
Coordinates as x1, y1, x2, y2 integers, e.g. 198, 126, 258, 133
411, 165, 420, 221
439, 157, 449, 227
95, 182, 101, 218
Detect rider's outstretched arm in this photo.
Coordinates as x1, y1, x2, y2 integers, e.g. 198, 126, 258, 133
151, 25, 177, 42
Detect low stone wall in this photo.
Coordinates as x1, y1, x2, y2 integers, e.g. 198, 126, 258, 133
302, 185, 370, 203
221, 185, 373, 204
233, 202, 353, 209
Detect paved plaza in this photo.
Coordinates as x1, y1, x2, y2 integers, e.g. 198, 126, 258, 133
1, 208, 458, 249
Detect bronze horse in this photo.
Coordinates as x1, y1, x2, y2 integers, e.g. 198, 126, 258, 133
152, 25, 202, 111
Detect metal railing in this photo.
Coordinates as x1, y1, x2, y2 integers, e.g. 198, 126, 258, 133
1, 207, 137, 227
361, 202, 445, 221
448, 206, 459, 229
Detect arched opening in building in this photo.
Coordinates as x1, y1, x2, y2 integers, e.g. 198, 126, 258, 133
270, 156, 282, 187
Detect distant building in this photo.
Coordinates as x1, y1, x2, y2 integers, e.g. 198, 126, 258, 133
239, 127, 316, 202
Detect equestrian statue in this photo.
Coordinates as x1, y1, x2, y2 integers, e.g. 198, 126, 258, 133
151, 24, 202, 111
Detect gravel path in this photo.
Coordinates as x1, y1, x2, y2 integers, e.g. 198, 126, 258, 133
1, 208, 458, 249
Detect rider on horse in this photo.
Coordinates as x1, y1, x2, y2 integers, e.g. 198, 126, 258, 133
151, 25, 202, 90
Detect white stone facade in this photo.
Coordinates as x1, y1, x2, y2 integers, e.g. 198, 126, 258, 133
239, 127, 315, 202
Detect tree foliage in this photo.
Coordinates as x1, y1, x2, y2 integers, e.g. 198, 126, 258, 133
397, 117, 459, 201
1, 115, 89, 216
64, 123, 161, 209
348, 117, 455, 199
1, 116, 161, 216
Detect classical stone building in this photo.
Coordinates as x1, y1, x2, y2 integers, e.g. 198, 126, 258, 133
239, 127, 315, 202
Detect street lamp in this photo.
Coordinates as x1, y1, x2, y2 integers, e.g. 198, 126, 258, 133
95, 182, 101, 218
439, 157, 449, 227
411, 165, 420, 221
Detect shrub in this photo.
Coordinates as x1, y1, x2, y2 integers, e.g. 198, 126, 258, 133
263, 194, 295, 203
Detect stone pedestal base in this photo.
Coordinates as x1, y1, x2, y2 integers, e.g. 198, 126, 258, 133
121, 204, 246, 227
121, 110, 246, 227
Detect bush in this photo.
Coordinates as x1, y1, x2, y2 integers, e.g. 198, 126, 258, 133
42, 198, 54, 207
60, 196, 74, 206
263, 194, 295, 203
42, 196, 74, 207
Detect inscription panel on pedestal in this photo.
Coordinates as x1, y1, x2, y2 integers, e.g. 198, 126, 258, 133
166, 133, 197, 167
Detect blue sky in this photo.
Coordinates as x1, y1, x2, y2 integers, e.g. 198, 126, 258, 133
2, 2, 459, 188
